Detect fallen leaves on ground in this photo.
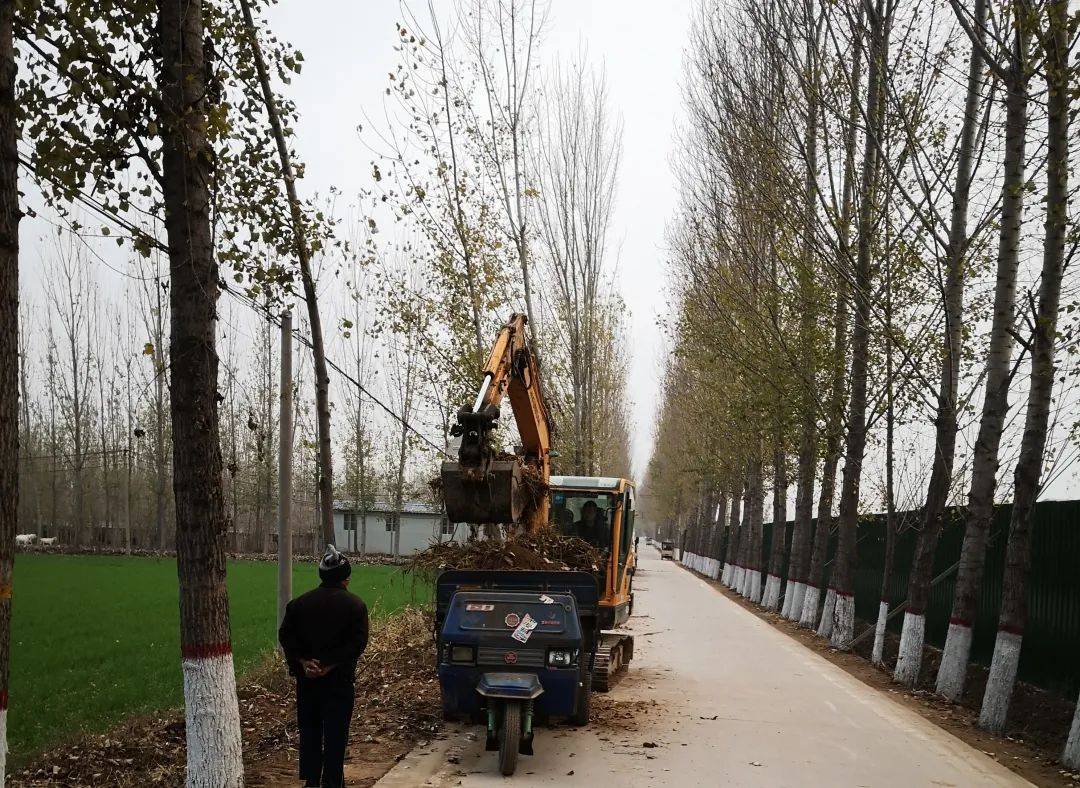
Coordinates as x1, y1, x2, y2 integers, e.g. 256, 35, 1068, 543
14, 608, 440, 787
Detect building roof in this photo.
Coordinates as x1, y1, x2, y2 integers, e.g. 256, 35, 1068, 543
333, 499, 444, 516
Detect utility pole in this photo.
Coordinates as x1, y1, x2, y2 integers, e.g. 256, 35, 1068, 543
277, 312, 293, 629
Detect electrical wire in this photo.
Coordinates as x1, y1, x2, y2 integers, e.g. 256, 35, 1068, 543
18, 155, 452, 459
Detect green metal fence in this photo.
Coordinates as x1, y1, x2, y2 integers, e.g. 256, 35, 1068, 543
713, 499, 1080, 697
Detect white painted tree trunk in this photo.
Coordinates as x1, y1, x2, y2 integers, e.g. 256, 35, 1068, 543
0, 705, 6, 788
798, 584, 820, 628
749, 569, 762, 603
816, 588, 836, 638
182, 652, 244, 788
830, 592, 855, 649
871, 600, 889, 666
979, 630, 1022, 733
936, 622, 974, 701
762, 574, 780, 610
721, 563, 732, 585
1063, 690, 1080, 770
893, 612, 925, 686
786, 582, 807, 622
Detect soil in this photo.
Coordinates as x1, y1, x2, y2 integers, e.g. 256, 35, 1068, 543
12, 609, 442, 787
691, 569, 1080, 787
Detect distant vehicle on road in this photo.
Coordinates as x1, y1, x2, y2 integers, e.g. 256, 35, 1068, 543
660, 540, 675, 560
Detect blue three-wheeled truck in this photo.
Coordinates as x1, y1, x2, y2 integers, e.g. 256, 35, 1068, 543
435, 569, 600, 776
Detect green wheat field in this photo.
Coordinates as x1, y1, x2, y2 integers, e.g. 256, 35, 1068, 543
10, 553, 428, 764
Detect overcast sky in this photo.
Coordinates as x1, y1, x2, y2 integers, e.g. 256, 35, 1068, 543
266, 0, 694, 479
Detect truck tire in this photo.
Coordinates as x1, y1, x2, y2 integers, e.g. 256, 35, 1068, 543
499, 701, 521, 776
572, 664, 592, 726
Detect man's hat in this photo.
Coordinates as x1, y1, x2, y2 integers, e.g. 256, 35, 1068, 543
319, 544, 351, 584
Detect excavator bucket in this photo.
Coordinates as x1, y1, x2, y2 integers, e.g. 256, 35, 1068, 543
441, 459, 527, 524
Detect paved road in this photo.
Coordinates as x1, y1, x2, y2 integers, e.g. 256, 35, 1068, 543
379, 548, 1028, 787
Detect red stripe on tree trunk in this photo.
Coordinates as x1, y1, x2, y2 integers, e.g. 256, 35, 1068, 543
182, 642, 233, 660
835, 589, 853, 598
998, 623, 1024, 637
949, 616, 972, 627
0, 689, 7, 710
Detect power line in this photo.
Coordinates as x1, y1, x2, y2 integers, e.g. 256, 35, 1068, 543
19, 154, 451, 459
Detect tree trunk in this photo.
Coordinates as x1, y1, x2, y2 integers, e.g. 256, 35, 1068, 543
745, 461, 766, 600
0, 0, 19, 773
797, 3, 863, 630
711, 490, 729, 578
799, 459, 834, 627
764, 441, 788, 610
981, 0, 1070, 735
829, 0, 889, 651
787, 26, 822, 622
723, 482, 744, 587
873, 220, 898, 667
70, 327, 84, 547
936, 17, 1029, 703
154, 291, 168, 551
894, 0, 985, 686
240, 0, 335, 552
156, 0, 244, 781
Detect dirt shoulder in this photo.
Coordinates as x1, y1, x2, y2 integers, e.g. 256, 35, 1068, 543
690, 567, 1078, 788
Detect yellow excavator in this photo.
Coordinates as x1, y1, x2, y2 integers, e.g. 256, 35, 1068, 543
441, 313, 636, 690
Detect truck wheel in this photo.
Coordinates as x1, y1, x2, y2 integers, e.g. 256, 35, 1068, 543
499, 701, 521, 776
572, 665, 592, 726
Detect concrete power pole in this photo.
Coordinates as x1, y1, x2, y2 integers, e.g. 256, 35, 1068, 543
277, 312, 294, 629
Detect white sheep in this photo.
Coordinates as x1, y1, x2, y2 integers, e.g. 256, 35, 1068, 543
15, 534, 37, 545
39, 537, 58, 546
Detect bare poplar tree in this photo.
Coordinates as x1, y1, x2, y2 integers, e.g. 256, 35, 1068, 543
936, 0, 1032, 702
48, 241, 94, 547
980, 0, 1073, 735
239, 0, 336, 551
534, 57, 622, 474
829, 0, 892, 650
894, 0, 989, 686
466, 0, 545, 338
156, 0, 244, 779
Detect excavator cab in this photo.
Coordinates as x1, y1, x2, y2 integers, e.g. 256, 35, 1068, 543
550, 476, 637, 690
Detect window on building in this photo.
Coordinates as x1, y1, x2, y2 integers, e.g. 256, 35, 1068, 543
385, 513, 399, 533
440, 516, 454, 536
344, 511, 356, 531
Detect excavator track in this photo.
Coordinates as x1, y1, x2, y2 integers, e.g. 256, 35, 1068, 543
592, 632, 634, 692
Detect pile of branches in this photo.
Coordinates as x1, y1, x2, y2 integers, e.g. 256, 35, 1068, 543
14, 609, 440, 787
407, 530, 603, 576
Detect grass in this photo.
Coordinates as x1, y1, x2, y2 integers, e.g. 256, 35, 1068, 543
9, 553, 429, 764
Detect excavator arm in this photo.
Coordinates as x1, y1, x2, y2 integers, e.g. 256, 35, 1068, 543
441, 314, 553, 532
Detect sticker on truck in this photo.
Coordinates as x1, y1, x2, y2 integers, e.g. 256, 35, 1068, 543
510, 613, 538, 644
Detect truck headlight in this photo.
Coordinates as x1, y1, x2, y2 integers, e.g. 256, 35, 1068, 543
547, 649, 573, 667
449, 644, 475, 664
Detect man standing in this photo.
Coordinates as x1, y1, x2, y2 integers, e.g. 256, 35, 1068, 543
279, 545, 369, 788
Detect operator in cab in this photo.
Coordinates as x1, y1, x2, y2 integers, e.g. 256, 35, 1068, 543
279, 545, 369, 788
574, 500, 606, 547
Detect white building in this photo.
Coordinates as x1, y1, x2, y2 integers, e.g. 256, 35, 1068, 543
332, 499, 470, 556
